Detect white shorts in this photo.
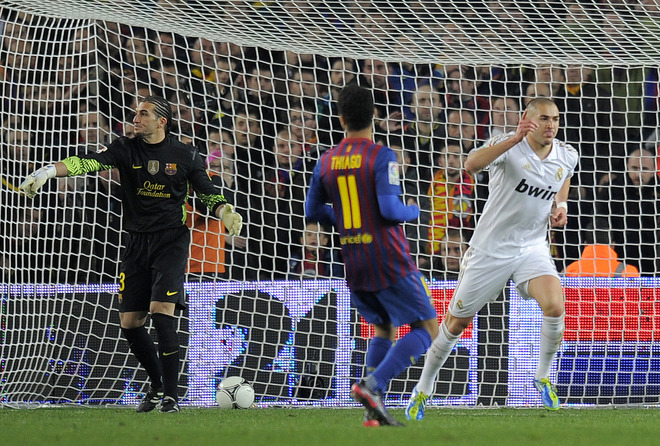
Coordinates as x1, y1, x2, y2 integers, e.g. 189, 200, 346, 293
448, 243, 559, 318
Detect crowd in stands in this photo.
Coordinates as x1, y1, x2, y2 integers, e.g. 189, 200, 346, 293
2, 2, 660, 283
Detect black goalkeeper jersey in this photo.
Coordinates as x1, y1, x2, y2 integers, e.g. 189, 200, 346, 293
63, 135, 226, 233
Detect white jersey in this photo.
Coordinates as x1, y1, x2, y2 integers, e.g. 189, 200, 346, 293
469, 132, 579, 258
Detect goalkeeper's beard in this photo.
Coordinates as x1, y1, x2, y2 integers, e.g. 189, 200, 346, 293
135, 130, 169, 142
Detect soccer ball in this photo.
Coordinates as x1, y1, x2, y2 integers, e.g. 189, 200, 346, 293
215, 376, 255, 409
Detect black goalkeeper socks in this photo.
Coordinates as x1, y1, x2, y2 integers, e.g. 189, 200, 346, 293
122, 325, 163, 390
151, 313, 180, 401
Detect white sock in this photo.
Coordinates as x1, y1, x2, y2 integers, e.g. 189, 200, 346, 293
417, 321, 460, 396
535, 313, 565, 381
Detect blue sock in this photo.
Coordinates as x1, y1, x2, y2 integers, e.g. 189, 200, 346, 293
365, 336, 393, 375
366, 328, 432, 394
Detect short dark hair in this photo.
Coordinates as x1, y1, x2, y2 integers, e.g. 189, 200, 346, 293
337, 84, 373, 132
143, 95, 172, 135
526, 96, 556, 112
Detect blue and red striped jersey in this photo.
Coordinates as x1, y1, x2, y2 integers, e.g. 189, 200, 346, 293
306, 137, 418, 291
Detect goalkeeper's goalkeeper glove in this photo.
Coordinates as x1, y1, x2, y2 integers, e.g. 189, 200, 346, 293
219, 204, 243, 236
19, 165, 57, 198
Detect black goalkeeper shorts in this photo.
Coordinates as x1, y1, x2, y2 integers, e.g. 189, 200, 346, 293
118, 226, 190, 313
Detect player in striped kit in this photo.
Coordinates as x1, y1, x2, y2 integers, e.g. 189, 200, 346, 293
306, 84, 438, 426
405, 97, 578, 419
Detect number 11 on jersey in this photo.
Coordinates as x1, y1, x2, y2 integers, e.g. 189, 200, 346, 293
337, 175, 361, 229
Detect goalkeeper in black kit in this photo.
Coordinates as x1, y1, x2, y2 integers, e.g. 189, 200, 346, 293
19, 95, 243, 413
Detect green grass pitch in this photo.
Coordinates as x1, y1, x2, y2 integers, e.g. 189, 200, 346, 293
1, 406, 658, 446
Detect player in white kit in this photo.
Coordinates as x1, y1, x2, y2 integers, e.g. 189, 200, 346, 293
406, 97, 578, 418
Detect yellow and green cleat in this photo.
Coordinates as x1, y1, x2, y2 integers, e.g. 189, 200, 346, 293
534, 378, 560, 410
405, 385, 429, 421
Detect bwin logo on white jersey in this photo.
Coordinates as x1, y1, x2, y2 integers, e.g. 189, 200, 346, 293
514, 178, 557, 201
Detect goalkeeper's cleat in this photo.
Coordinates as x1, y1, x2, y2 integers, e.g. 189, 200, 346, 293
534, 378, 560, 410
159, 396, 180, 413
136, 386, 163, 413
350, 380, 404, 427
405, 385, 429, 421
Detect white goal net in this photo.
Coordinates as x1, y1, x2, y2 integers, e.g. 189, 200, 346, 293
2, 1, 660, 408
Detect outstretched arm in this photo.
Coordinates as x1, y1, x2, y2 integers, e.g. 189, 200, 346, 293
18, 162, 69, 198
20, 155, 116, 198
54, 162, 68, 176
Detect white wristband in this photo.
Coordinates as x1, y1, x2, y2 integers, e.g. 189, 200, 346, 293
555, 201, 568, 211
45, 164, 57, 179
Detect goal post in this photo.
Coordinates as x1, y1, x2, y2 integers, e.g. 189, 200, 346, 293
2, 1, 660, 408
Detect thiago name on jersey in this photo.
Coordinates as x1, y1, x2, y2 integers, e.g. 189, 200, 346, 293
331, 154, 362, 170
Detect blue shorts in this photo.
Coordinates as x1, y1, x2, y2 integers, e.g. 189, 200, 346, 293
351, 271, 436, 327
